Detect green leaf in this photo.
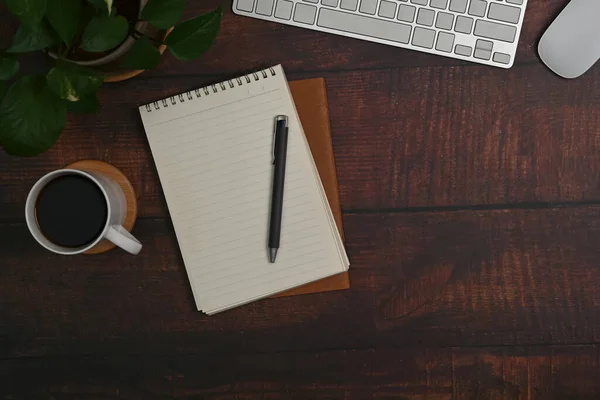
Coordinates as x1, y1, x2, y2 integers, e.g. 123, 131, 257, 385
86, 0, 113, 15
120, 37, 161, 70
0, 82, 7, 103
165, 6, 222, 61
75, 4, 97, 37
6, 23, 60, 53
66, 92, 100, 114
3, 0, 47, 29
141, 0, 186, 29
80, 15, 128, 52
45, 0, 82, 45
0, 55, 19, 80
47, 62, 103, 102
0, 76, 67, 156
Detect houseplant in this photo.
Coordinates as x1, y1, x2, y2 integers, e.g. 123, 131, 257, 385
0, 0, 222, 156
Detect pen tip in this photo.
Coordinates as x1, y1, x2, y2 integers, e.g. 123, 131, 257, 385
269, 248, 278, 263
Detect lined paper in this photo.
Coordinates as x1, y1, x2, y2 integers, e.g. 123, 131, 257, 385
139, 65, 349, 314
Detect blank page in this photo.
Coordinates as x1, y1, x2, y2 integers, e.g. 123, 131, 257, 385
139, 65, 349, 314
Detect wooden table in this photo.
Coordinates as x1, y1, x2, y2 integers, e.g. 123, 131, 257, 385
2, 0, 600, 398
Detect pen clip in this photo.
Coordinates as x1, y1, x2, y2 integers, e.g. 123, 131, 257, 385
271, 128, 277, 165
272, 126, 276, 165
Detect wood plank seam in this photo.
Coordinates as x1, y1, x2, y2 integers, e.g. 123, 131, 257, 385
129, 58, 545, 83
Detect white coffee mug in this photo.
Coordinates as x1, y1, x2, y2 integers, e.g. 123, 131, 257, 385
25, 168, 142, 255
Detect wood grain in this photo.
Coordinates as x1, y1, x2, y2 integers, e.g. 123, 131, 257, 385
2, 207, 599, 358
2, 346, 599, 399
1, 0, 599, 396
1, 64, 599, 219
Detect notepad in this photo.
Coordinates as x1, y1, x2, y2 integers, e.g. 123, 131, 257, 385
139, 65, 349, 314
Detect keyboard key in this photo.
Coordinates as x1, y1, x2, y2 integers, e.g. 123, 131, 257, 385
449, 0, 467, 13
411, 0, 428, 5
435, 31, 455, 52
412, 26, 435, 48
303, 0, 318, 3
474, 19, 516, 42
416, 8, 435, 26
430, 0, 447, 9
359, 0, 378, 14
317, 8, 412, 43
454, 44, 472, 56
506, 0, 523, 5
488, 3, 521, 24
274, 0, 293, 18
474, 47, 491, 59
294, 3, 317, 23
474, 38, 492, 59
476, 39, 492, 50
435, 12, 454, 30
468, 0, 487, 17
378, 0, 397, 18
340, 0, 359, 10
493, 52, 511, 64
321, 0, 338, 6
454, 15, 473, 33
236, 0, 255, 12
256, 0, 275, 15
397, 4, 416, 22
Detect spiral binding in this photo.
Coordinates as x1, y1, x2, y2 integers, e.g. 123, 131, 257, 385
144, 67, 277, 112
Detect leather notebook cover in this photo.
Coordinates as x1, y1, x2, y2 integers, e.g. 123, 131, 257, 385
276, 78, 350, 297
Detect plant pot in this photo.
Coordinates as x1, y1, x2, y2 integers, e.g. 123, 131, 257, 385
48, 0, 170, 83
101, 30, 171, 83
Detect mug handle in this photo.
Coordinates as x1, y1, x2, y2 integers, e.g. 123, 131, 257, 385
105, 225, 143, 255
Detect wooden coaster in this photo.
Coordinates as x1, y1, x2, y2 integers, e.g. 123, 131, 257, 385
65, 160, 138, 255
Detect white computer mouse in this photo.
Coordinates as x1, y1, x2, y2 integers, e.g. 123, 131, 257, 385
538, 0, 600, 79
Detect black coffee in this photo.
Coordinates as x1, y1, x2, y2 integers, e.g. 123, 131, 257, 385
35, 175, 108, 248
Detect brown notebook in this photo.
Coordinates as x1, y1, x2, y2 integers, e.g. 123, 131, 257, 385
276, 78, 350, 297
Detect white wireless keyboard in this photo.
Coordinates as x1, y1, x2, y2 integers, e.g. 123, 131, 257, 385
233, 0, 528, 68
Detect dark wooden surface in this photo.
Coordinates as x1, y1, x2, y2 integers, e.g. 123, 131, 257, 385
2, 0, 600, 398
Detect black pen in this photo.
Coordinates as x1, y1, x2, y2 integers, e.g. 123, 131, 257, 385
268, 115, 289, 263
